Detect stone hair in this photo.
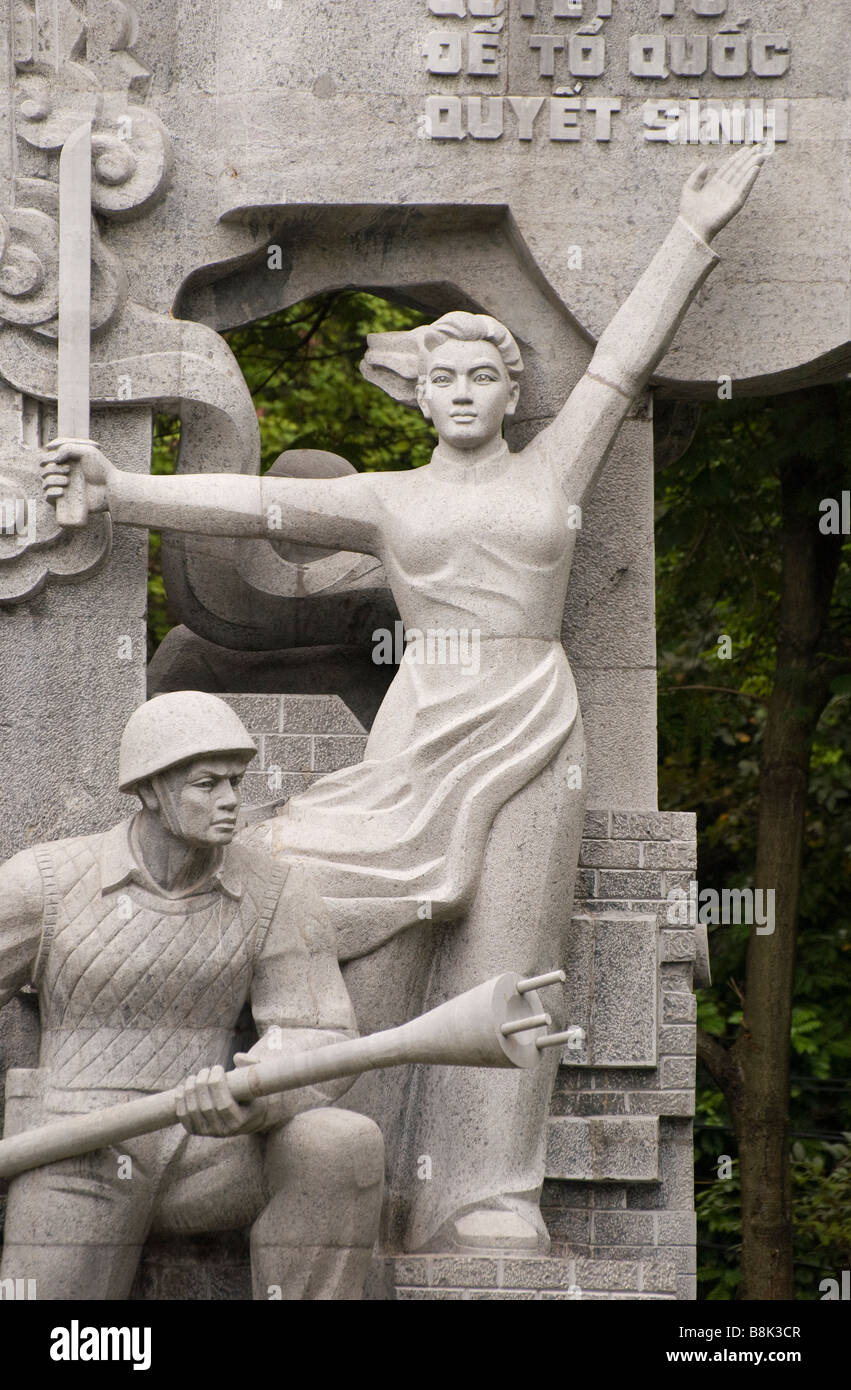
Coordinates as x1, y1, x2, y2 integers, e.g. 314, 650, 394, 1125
360, 311, 524, 405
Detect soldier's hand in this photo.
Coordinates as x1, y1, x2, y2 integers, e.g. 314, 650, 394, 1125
40, 438, 115, 512
174, 1064, 268, 1138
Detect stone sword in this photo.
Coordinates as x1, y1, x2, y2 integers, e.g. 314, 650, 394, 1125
55, 121, 93, 529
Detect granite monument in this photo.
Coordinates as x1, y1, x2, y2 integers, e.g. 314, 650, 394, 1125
1, 0, 848, 1301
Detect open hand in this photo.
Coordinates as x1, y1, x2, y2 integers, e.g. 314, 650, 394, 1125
679, 146, 769, 244
40, 437, 114, 513
174, 1062, 269, 1138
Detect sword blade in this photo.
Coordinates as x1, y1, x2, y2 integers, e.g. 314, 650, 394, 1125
56, 121, 92, 526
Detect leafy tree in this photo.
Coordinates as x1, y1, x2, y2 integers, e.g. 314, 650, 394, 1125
656, 385, 851, 1298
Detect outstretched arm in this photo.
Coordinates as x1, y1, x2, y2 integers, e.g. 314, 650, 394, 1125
536, 147, 768, 504
41, 447, 381, 555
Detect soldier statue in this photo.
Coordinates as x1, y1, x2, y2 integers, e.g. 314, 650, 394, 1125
0, 691, 384, 1300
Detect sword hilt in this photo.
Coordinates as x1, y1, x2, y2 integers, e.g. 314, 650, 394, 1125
54, 463, 89, 528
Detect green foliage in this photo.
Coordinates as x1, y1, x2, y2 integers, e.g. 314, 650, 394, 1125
657, 386, 851, 1298
695, 1139, 851, 1300
226, 291, 435, 475
695, 1156, 742, 1300
147, 416, 179, 654
791, 1139, 851, 1296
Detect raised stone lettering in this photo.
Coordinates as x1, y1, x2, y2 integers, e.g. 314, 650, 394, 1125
752, 34, 790, 78
683, 97, 702, 143
627, 32, 792, 82
468, 96, 503, 138
643, 100, 680, 142
550, 97, 581, 141
425, 32, 463, 76
568, 34, 605, 77
669, 34, 708, 76
643, 97, 789, 145
428, 0, 466, 15
630, 35, 668, 78
529, 35, 564, 78
759, 99, 788, 142
659, 0, 727, 15
0, 498, 29, 536
586, 97, 621, 141
711, 32, 747, 78
424, 95, 465, 139
697, 104, 724, 143
508, 95, 545, 139
469, 32, 501, 76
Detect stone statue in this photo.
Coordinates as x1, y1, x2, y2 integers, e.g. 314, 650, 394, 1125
41, 148, 767, 1255
0, 691, 384, 1300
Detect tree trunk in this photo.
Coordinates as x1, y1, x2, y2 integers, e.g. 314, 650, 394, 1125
694, 386, 847, 1300
731, 389, 844, 1299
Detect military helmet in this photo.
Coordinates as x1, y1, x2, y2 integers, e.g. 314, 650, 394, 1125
118, 692, 257, 792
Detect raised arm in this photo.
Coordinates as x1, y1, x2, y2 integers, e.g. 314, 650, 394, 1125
41, 446, 381, 555
0, 850, 44, 1013
536, 147, 768, 504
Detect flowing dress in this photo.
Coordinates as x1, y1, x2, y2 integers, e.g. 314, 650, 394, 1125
245, 442, 580, 963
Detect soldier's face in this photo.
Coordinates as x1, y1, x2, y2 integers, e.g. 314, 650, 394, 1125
161, 756, 249, 846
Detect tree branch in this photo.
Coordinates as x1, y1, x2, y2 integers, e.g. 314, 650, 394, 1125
660, 684, 766, 702
696, 1026, 744, 1115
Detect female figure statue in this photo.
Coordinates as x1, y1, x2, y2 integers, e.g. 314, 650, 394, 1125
43, 149, 767, 1254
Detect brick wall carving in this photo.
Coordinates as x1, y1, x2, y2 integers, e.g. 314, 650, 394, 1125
541, 809, 702, 1302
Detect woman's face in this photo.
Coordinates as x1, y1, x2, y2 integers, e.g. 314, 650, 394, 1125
417, 338, 519, 449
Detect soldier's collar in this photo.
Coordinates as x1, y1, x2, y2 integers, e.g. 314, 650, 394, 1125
100, 819, 243, 900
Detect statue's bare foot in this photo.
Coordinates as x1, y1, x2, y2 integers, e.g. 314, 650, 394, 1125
452, 1208, 542, 1252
